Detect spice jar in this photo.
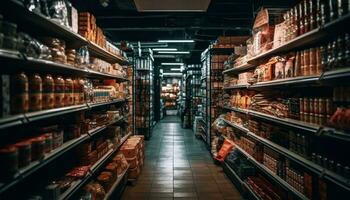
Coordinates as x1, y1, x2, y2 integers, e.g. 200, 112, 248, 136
11, 72, 29, 114
54, 76, 65, 108
29, 74, 42, 111
15, 141, 31, 168
31, 137, 46, 161
64, 78, 74, 106
42, 74, 54, 110
0, 146, 18, 178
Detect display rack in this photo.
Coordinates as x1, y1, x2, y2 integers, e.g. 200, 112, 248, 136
161, 84, 179, 110
184, 65, 202, 129
201, 47, 232, 147
134, 49, 154, 139
217, 6, 350, 200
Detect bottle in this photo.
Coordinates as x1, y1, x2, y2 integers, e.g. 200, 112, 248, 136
299, 2, 305, 35
54, 76, 65, 108
309, 48, 317, 75
304, 0, 310, 33
309, 0, 316, 30
294, 7, 300, 37
294, 51, 302, 76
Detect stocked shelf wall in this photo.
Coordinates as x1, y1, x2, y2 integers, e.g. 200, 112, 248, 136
0, 1, 135, 199
134, 50, 154, 139
212, 3, 350, 200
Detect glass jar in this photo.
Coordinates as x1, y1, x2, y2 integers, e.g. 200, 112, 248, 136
42, 74, 54, 110
65, 78, 74, 106
29, 74, 42, 111
54, 76, 65, 108
11, 72, 29, 114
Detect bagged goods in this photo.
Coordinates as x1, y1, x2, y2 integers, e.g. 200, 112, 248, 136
215, 139, 234, 162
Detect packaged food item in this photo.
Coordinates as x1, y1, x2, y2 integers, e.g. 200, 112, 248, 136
285, 55, 295, 78
97, 171, 113, 191
84, 182, 106, 200
0, 146, 19, 179
49, 0, 69, 27
11, 72, 29, 114
64, 78, 74, 106
31, 136, 46, 161
54, 76, 65, 108
274, 56, 286, 79
66, 49, 76, 66
29, 74, 43, 111
15, 141, 32, 168
43, 133, 53, 153
42, 74, 55, 109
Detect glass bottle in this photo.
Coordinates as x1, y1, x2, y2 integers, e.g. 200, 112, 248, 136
299, 2, 305, 35
316, 0, 322, 28
309, 0, 316, 30
294, 7, 300, 37
304, 0, 310, 33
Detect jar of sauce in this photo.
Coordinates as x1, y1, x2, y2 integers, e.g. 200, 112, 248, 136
42, 74, 54, 110
29, 74, 42, 111
65, 78, 74, 106
11, 72, 29, 114
54, 76, 65, 108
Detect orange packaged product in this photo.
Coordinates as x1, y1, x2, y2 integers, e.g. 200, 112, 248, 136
120, 145, 138, 158
215, 139, 234, 162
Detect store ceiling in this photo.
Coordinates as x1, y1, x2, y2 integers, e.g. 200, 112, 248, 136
72, 0, 297, 64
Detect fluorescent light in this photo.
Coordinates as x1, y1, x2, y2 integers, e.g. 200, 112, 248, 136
158, 40, 195, 43
153, 55, 176, 58
170, 68, 182, 71
163, 73, 182, 76
161, 63, 184, 66
152, 48, 177, 51
159, 51, 190, 54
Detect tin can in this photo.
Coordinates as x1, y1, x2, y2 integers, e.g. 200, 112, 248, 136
303, 98, 310, 113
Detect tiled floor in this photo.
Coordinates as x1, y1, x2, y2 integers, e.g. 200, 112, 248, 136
121, 116, 243, 200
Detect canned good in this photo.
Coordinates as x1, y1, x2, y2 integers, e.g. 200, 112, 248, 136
15, 141, 31, 168
325, 98, 333, 115
314, 98, 319, 114
299, 98, 304, 112
309, 98, 314, 114
318, 98, 326, 115
303, 98, 310, 113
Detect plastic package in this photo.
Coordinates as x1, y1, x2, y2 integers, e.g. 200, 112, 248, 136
17, 34, 52, 60
77, 46, 90, 68
49, 0, 69, 27
25, 0, 42, 14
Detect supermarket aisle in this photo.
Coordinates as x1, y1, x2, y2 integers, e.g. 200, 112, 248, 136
121, 116, 243, 200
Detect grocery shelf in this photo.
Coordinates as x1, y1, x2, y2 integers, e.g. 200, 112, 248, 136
222, 119, 350, 192
0, 99, 127, 131
59, 132, 131, 200
0, 134, 89, 195
222, 161, 260, 200
0, 49, 129, 81
222, 106, 319, 133
222, 63, 254, 74
234, 145, 310, 200
4, 0, 88, 48
87, 42, 129, 65
249, 75, 320, 88
223, 84, 249, 90
246, 13, 350, 65
103, 165, 130, 200
220, 118, 249, 133
0, 118, 126, 196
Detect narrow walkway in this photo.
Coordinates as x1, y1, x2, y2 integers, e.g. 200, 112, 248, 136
122, 116, 243, 200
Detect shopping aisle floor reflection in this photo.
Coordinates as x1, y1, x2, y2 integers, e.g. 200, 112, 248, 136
121, 117, 243, 200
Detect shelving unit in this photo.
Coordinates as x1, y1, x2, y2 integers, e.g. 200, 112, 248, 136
134, 49, 154, 139
218, 6, 350, 200
201, 47, 233, 147
0, 1, 132, 199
